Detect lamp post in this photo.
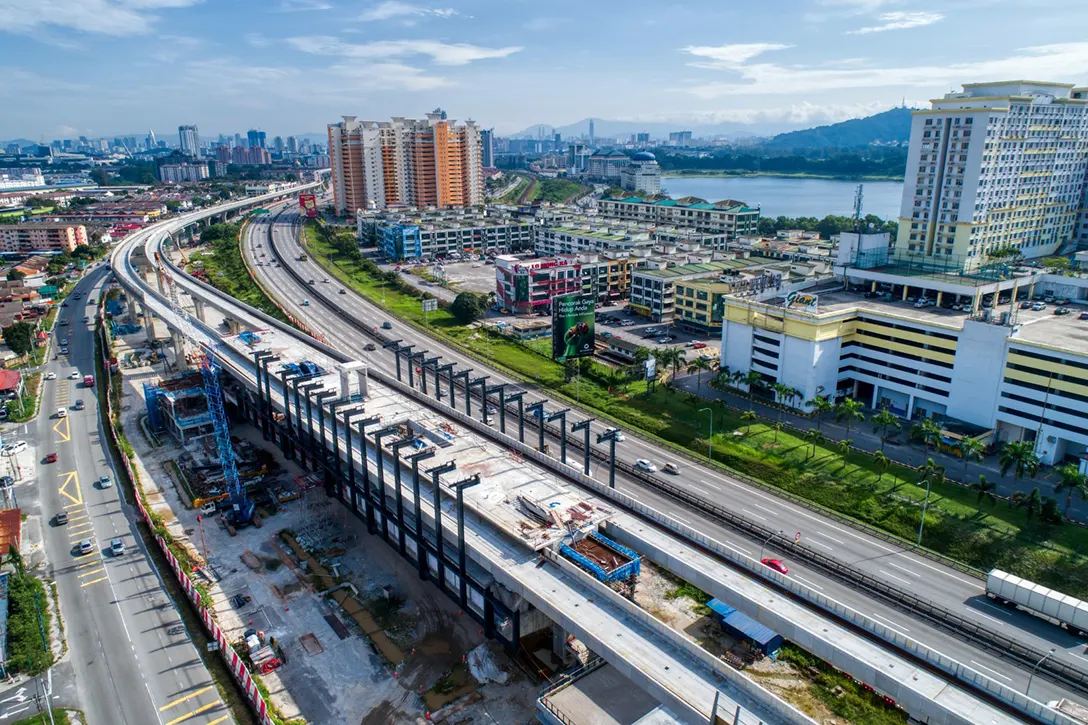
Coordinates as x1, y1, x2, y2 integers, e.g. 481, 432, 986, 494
759, 530, 783, 560
698, 407, 713, 461
1027, 648, 1056, 697
547, 408, 571, 463
571, 418, 593, 475
427, 462, 457, 587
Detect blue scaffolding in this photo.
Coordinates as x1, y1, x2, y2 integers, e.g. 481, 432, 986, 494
143, 383, 164, 432
561, 531, 641, 583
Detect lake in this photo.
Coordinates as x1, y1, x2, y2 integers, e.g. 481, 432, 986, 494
661, 176, 904, 221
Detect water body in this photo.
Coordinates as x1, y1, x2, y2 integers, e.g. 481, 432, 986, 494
662, 175, 904, 221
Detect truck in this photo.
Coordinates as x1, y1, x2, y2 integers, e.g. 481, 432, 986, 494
83, 374, 94, 388
986, 569, 1088, 635
1048, 699, 1088, 725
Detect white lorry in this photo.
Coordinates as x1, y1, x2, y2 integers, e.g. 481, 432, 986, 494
987, 569, 1088, 635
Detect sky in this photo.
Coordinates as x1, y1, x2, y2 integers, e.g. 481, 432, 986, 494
2, 0, 1088, 141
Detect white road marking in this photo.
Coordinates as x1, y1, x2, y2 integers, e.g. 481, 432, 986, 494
1069, 653, 1088, 665
895, 554, 983, 589
812, 532, 846, 546
871, 612, 911, 632
701, 481, 722, 491
879, 569, 912, 586
754, 503, 778, 515
742, 509, 767, 521
671, 514, 692, 525
887, 561, 919, 577
809, 540, 834, 551
793, 575, 824, 591
967, 608, 1005, 625
970, 660, 1012, 682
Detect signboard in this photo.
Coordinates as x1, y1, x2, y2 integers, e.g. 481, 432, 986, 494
514, 274, 529, 303
299, 193, 318, 218
552, 294, 595, 361
421, 298, 438, 313
783, 291, 818, 311
644, 355, 657, 381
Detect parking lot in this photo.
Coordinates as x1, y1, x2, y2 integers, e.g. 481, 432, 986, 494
595, 303, 720, 358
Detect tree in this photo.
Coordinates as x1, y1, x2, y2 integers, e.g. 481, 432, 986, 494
633, 346, 651, 365
912, 418, 942, 457
804, 429, 824, 459
3, 322, 34, 358
870, 409, 901, 451
838, 439, 853, 468
971, 475, 997, 512
918, 458, 946, 489
1053, 464, 1088, 516
999, 440, 1040, 486
450, 291, 488, 324
957, 437, 986, 484
687, 356, 713, 390
6, 269, 25, 282
743, 370, 763, 408
807, 395, 833, 432
657, 346, 688, 379
835, 397, 865, 437
772, 382, 794, 429
1012, 487, 1043, 520
872, 451, 890, 484
741, 409, 757, 434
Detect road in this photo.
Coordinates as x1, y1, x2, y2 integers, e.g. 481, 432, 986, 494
241, 206, 1087, 703
33, 268, 231, 725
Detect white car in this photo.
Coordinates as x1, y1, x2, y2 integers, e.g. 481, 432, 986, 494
2, 441, 27, 455
635, 459, 657, 472
59, 347, 69, 355
69, 371, 80, 380
45, 372, 56, 380
56, 408, 67, 419
301, 299, 310, 306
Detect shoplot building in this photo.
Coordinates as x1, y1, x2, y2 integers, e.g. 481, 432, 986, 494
359, 209, 533, 261
720, 233, 1088, 466
597, 195, 760, 239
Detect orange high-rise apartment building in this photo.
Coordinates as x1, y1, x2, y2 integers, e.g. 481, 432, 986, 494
327, 110, 483, 216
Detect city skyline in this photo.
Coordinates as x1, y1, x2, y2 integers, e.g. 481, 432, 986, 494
3, 0, 1088, 140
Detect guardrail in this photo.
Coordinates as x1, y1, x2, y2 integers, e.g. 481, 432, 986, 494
254, 211, 1088, 703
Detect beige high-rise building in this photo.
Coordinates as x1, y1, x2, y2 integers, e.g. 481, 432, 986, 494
327, 111, 483, 215
896, 81, 1088, 269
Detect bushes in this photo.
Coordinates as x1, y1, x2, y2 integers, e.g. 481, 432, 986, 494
5, 549, 53, 676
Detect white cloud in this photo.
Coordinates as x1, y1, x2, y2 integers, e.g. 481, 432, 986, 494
681, 42, 1088, 98
288, 36, 521, 65
847, 11, 943, 34
0, 0, 201, 36
152, 34, 203, 63
326, 63, 447, 91
681, 43, 793, 69
357, 1, 460, 21
273, 0, 333, 11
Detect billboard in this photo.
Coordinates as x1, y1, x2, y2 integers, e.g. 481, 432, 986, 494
552, 294, 595, 360
783, 290, 818, 311
299, 193, 318, 218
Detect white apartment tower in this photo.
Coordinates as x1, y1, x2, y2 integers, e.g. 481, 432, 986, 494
896, 81, 1088, 268
328, 112, 483, 216
178, 125, 199, 157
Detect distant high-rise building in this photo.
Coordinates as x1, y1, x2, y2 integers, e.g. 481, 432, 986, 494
273, 136, 284, 154
327, 112, 483, 214
234, 133, 244, 148
480, 129, 494, 168
178, 125, 200, 157
620, 151, 661, 195
216, 146, 232, 164
63, 140, 73, 151
588, 119, 595, 140
668, 131, 692, 146
553, 132, 561, 147
896, 81, 1088, 266
146, 129, 157, 150
567, 143, 588, 173
636, 132, 650, 144
247, 129, 266, 149
286, 136, 298, 154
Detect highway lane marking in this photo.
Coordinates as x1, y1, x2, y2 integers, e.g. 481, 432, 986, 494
809, 540, 834, 551
1069, 653, 1088, 665
700, 481, 722, 491
887, 562, 919, 577
53, 416, 70, 443
894, 554, 982, 589
878, 569, 912, 586
753, 503, 778, 515
970, 660, 1012, 682
80, 576, 108, 588
811, 532, 846, 546
158, 685, 215, 711
741, 508, 767, 521
967, 608, 1005, 625
793, 575, 823, 591
58, 471, 81, 505
163, 698, 222, 725
870, 612, 911, 632
670, 514, 692, 525
77, 567, 105, 579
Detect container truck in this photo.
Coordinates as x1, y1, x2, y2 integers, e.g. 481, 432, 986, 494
987, 569, 1088, 635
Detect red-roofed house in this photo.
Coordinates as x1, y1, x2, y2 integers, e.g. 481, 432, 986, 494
0, 371, 23, 399
0, 510, 22, 555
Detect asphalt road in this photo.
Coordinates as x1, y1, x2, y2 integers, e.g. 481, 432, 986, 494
240, 206, 1088, 704
34, 268, 231, 725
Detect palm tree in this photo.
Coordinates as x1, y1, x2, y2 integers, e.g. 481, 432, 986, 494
740, 409, 757, 434
838, 439, 853, 470
773, 422, 783, 443
716, 364, 731, 387
657, 346, 688, 382
870, 409, 901, 452
807, 396, 833, 432
835, 397, 865, 438
956, 437, 986, 485
730, 369, 745, 388
912, 418, 942, 458
633, 346, 651, 365
1013, 487, 1044, 520
742, 371, 763, 410
916, 458, 945, 544
999, 440, 1040, 488
772, 382, 794, 428
971, 474, 997, 512
872, 451, 890, 484
687, 357, 713, 391
804, 429, 824, 459
1053, 463, 1088, 516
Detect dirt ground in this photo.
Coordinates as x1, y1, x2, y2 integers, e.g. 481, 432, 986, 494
114, 322, 541, 724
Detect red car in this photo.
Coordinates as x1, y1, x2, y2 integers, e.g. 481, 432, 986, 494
44, 452, 57, 464
692, 341, 708, 349
761, 558, 789, 575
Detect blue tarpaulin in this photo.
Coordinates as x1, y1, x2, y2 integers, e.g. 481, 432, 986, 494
706, 598, 783, 655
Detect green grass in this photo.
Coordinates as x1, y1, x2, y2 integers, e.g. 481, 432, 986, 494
778, 644, 908, 725
525, 178, 587, 203
301, 222, 1088, 599
6, 373, 41, 422
10, 709, 77, 725
190, 224, 289, 324
494, 176, 526, 204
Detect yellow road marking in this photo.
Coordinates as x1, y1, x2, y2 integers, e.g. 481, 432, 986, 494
66, 514, 88, 522
76, 558, 103, 569
77, 567, 104, 578
159, 685, 216, 712
58, 471, 81, 505
68, 528, 93, 538
64, 502, 85, 510
53, 416, 70, 443
163, 699, 221, 725
206, 716, 229, 725
80, 576, 108, 587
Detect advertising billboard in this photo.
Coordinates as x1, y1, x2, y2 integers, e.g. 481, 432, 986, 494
552, 294, 595, 360
299, 193, 318, 218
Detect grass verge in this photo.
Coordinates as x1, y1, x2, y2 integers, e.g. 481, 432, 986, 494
188, 222, 289, 324
299, 220, 1088, 598
5, 555, 53, 676
5, 373, 41, 422
778, 644, 908, 725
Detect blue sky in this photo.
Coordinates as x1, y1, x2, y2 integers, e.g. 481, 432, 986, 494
2, 0, 1087, 140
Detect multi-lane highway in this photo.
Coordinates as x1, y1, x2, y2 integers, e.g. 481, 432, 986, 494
36, 268, 231, 725
241, 205, 1086, 704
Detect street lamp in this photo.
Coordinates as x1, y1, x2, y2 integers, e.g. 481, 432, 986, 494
759, 529, 783, 561
1027, 648, 1055, 697
698, 407, 713, 462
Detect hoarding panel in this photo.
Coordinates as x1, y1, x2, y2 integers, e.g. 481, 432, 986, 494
552, 294, 595, 360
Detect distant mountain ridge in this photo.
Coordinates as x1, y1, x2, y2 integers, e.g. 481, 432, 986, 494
763, 107, 913, 150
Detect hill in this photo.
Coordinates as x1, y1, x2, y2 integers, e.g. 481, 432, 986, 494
763, 107, 912, 150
